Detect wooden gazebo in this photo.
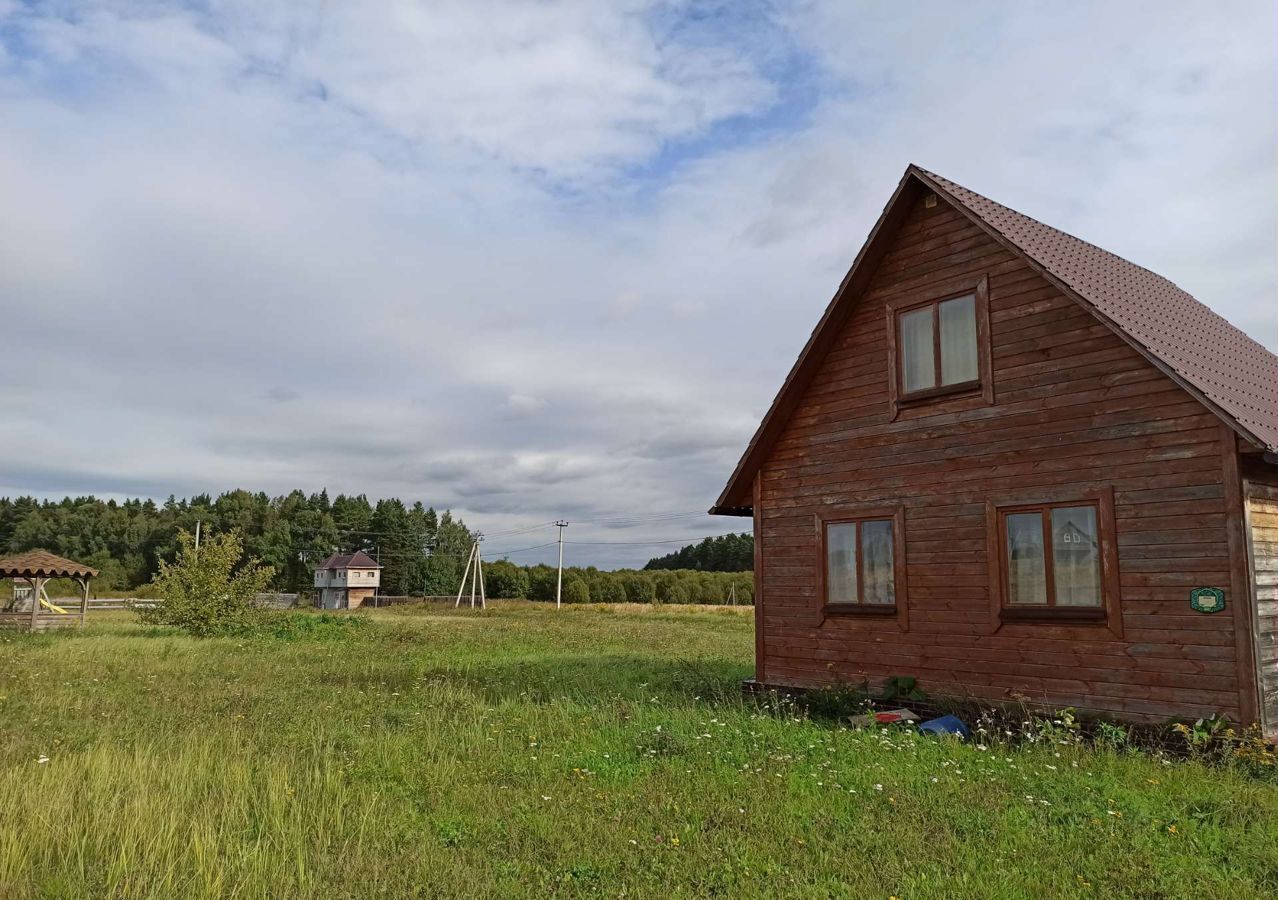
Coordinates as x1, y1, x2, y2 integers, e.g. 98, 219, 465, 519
0, 550, 98, 631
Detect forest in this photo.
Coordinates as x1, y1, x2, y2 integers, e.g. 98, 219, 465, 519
643, 532, 753, 571
0, 491, 473, 595
0, 493, 752, 604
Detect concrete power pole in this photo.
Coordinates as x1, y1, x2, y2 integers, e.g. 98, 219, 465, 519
555, 520, 569, 609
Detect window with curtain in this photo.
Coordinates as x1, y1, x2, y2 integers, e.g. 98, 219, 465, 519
896, 292, 979, 397
825, 518, 896, 607
1000, 503, 1103, 609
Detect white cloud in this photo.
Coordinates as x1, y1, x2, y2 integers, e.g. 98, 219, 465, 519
505, 393, 549, 415
0, 0, 1273, 566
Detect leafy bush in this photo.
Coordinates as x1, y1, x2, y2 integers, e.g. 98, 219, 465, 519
880, 675, 926, 703
507, 565, 749, 605
593, 576, 627, 603
526, 566, 558, 602
137, 529, 274, 637
622, 574, 655, 603
1172, 716, 1277, 775
562, 577, 590, 604
482, 560, 529, 599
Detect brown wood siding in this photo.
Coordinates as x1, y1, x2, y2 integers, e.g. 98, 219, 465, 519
757, 193, 1241, 723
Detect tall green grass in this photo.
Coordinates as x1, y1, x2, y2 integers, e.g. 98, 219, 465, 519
0, 603, 1275, 898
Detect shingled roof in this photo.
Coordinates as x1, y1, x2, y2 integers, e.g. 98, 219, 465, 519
316, 550, 381, 570
0, 549, 99, 579
712, 164, 1278, 514
918, 167, 1278, 452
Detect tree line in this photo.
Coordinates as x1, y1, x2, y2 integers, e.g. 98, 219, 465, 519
477, 561, 752, 605
0, 493, 754, 604
0, 491, 474, 595
643, 532, 753, 571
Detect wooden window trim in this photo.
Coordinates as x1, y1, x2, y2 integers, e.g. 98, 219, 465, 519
985, 486, 1121, 637
885, 275, 992, 420
815, 504, 909, 631
896, 378, 982, 406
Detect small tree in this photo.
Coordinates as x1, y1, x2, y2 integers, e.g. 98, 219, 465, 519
527, 566, 558, 602
622, 574, 656, 604
563, 576, 590, 604
595, 576, 627, 604
484, 560, 530, 599
139, 529, 274, 636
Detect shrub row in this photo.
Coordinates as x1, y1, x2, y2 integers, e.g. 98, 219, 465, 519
480, 561, 752, 605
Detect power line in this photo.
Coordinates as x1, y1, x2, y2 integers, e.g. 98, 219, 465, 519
563, 535, 729, 546
572, 511, 709, 526
478, 522, 557, 538
485, 540, 559, 556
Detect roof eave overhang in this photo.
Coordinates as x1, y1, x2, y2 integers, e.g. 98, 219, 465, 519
708, 504, 753, 517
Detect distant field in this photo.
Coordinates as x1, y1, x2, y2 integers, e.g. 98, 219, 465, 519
1, 603, 1275, 898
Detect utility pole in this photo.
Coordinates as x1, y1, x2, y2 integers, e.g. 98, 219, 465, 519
454, 532, 486, 610
194, 520, 201, 558
471, 532, 484, 609
555, 520, 569, 609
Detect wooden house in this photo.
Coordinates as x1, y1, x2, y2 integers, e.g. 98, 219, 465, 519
314, 551, 381, 609
711, 165, 1278, 731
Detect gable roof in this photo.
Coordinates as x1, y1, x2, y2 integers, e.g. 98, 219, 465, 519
0, 549, 99, 579
712, 164, 1278, 514
317, 550, 381, 570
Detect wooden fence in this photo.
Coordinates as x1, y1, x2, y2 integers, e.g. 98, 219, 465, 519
44, 593, 299, 611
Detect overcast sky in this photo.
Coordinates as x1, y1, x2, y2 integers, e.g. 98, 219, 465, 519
1, 1, 1274, 567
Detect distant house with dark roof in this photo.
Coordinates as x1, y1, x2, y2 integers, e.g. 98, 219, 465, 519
314, 551, 382, 610
712, 164, 1278, 730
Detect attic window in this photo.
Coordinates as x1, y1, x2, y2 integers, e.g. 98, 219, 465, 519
899, 294, 978, 393
886, 275, 992, 414
924, 193, 937, 208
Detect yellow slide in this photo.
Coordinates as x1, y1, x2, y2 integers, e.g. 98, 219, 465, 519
39, 596, 68, 614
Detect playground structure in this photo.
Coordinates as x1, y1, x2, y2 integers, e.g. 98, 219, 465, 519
0, 550, 98, 631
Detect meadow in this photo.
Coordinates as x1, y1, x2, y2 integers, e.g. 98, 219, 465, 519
1, 603, 1275, 899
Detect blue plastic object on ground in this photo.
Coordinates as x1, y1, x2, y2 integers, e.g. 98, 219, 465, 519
919, 715, 970, 740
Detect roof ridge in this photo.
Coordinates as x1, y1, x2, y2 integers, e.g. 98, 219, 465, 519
916, 166, 1278, 363
913, 166, 1277, 450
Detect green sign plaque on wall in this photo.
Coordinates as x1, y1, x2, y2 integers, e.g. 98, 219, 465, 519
1190, 587, 1225, 613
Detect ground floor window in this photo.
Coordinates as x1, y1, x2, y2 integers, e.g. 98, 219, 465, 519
988, 489, 1119, 627
818, 505, 907, 621
826, 518, 896, 606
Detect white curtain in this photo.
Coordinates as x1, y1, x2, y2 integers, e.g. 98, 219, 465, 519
1051, 506, 1101, 606
860, 520, 895, 604
899, 307, 935, 392
1005, 512, 1047, 604
939, 294, 978, 385
826, 523, 858, 604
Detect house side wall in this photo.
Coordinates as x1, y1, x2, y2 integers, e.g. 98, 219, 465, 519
757, 193, 1242, 722
1243, 478, 1278, 735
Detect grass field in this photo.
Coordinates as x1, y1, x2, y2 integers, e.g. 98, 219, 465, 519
1, 603, 1276, 899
